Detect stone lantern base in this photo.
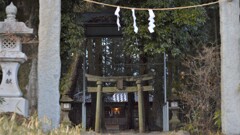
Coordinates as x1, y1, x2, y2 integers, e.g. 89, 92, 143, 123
0, 97, 28, 117
0, 2, 32, 118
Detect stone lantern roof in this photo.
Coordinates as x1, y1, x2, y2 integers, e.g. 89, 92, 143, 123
0, 2, 33, 34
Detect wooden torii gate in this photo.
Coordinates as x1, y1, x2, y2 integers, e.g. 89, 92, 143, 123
85, 74, 154, 133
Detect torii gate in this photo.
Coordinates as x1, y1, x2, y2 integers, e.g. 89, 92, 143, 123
85, 74, 154, 133
38, 0, 240, 134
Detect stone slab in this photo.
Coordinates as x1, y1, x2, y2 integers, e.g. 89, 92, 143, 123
220, 0, 240, 134
0, 97, 28, 117
38, 0, 61, 131
0, 63, 23, 97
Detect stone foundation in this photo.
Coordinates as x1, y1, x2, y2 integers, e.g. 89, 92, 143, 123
0, 97, 28, 117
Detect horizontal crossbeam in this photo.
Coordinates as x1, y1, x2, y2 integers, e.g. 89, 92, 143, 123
87, 86, 153, 93
85, 74, 153, 82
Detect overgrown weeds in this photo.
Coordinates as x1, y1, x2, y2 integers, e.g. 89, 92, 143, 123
179, 46, 221, 134
0, 112, 83, 135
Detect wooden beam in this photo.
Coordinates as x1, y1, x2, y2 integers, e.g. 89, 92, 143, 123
85, 74, 153, 82
87, 86, 153, 93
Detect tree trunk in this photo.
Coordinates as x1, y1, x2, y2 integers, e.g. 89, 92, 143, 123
127, 92, 135, 129
152, 55, 164, 130
140, 54, 148, 131
26, 58, 38, 115
68, 53, 82, 97
88, 38, 103, 130
124, 56, 135, 129
87, 39, 96, 129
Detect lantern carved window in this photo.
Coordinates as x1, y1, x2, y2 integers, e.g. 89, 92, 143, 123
2, 38, 17, 49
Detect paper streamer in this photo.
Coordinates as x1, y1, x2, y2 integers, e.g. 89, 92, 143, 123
114, 6, 121, 31
131, 9, 138, 33
148, 9, 155, 33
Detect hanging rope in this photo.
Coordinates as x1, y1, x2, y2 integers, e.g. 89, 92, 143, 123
83, 0, 220, 11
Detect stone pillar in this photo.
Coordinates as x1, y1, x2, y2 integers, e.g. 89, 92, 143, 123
95, 81, 102, 133
38, 0, 61, 131
0, 2, 33, 117
220, 0, 240, 134
136, 80, 145, 133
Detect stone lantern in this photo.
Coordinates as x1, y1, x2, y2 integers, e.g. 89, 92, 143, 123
60, 94, 73, 123
169, 88, 181, 130
0, 2, 33, 117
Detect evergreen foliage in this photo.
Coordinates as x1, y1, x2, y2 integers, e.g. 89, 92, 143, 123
0, 0, 6, 20
0, 0, 222, 133
60, 0, 85, 93
61, 0, 85, 69
119, 0, 208, 56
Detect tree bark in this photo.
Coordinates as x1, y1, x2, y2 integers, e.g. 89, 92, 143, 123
140, 54, 148, 131
87, 39, 96, 129
88, 38, 103, 130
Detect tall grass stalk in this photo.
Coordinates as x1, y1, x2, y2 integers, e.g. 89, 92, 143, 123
0, 113, 83, 135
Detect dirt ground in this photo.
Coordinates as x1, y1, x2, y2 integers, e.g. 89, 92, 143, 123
81, 130, 190, 135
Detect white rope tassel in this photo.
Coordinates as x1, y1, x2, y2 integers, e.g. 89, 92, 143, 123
132, 9, 138, 33
148, 9, 155, 33
114, 6, 121, 31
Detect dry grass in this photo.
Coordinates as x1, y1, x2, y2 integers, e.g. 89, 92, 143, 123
0, 112, 82, 135
0, 112, 222, 135
179, 46, 221, 134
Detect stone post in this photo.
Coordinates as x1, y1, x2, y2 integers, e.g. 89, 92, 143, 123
220, 0, 240, 134
38, 0, 61, 131
136, 80, 145, 133
95, 81, 102, 133
0, 2, 33, 117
